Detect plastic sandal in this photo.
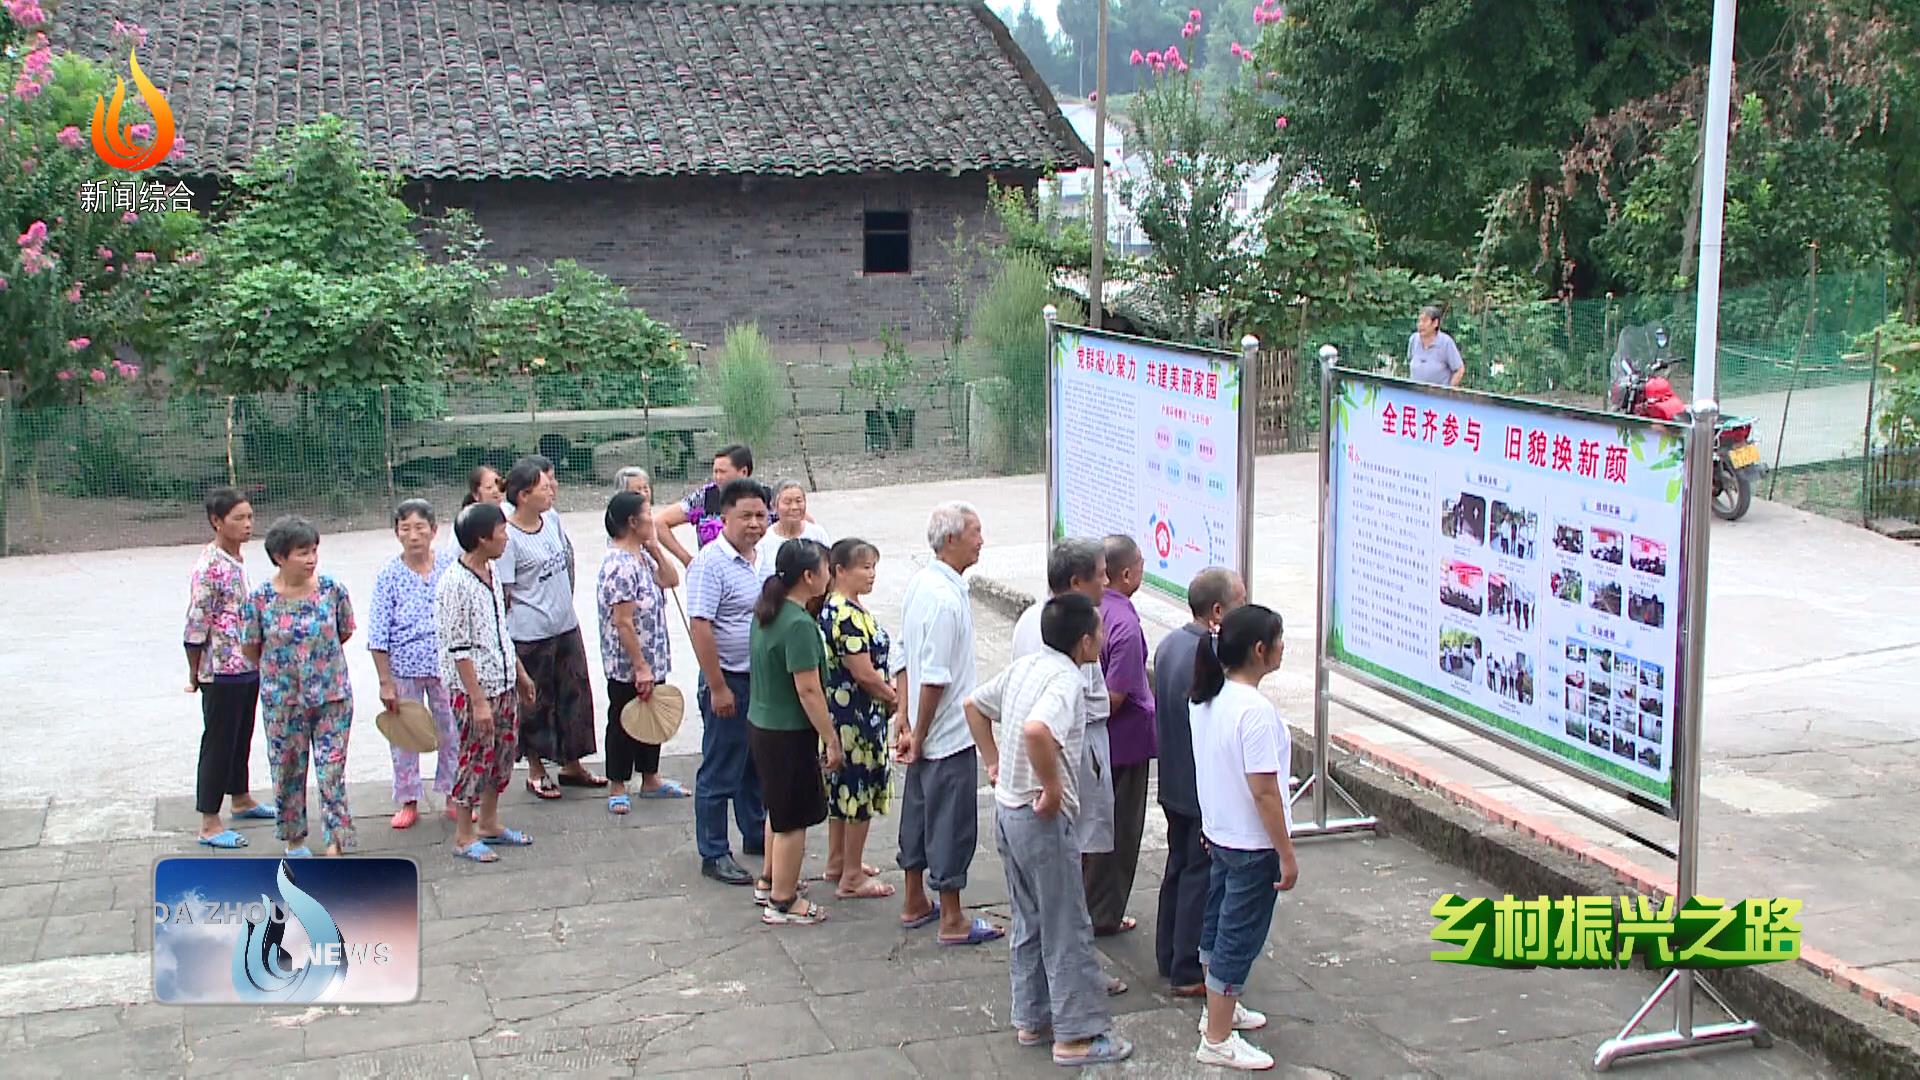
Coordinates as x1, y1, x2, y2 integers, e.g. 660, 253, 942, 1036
937, 917, 1006, 946
1053, 1033, 1134, 1067
1016, 1028, 1052, 1048
284, 846, 313, 859
635, 779, 690, 799
197, 830, 249, 849
452, 840, 499, 863
233, 803, 277, 820
899, 900, 941, 930
607, 795, 632, 816
480, 827, 532, 846
391, 805, 419, 830
760, 899, 829, 926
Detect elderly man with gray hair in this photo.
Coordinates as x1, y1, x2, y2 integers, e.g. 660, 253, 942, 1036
893, 501, 1003, 945
1011, 539, 1115, 864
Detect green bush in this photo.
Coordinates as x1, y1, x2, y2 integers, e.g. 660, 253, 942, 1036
967, 254, 1084, 470
710, 323, 782, 447
475, 260, 690, 406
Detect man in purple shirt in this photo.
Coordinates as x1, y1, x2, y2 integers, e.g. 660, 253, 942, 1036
1084, 534, 1156, 935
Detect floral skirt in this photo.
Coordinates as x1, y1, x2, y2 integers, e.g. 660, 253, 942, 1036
513, 628, 599, 765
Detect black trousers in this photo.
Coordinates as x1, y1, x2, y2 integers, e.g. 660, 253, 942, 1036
1155, 808, 1209, 986
196, 679, 260, 815
1083, 761, 1151, 930
604, 678, 663, 783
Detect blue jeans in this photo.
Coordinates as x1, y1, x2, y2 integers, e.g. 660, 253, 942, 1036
1198, 844, 1280, 996
695, 670, 765, 860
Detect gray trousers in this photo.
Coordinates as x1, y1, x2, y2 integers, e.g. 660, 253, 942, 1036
995, 802, 1111, 1042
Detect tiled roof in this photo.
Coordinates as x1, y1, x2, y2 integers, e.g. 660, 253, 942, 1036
58, 0, 1091, 180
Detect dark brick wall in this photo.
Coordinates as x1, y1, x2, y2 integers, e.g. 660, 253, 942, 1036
411, 172, 1026, 348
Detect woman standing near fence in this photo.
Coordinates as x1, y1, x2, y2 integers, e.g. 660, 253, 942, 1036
368, 499, 461, 829
597, 490, 690, 812
446, 466, 506, 555
241, 516, 357, 857
183, 486, 275, 850
817, 538, 902, 899
499, 458, 604, 798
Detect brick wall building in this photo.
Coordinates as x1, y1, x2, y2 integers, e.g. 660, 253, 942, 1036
66, 0, 1090, 350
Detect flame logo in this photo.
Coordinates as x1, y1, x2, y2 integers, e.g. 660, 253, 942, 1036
90, 47, 175, 171
230, 860, 350, 1003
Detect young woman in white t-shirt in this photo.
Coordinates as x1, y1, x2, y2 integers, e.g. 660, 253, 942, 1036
1188, 604, 1299, 1071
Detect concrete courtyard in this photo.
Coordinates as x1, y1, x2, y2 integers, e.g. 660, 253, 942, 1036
0, 454, 1904, 1074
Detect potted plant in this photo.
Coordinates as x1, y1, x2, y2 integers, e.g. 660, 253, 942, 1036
849, 327, 917, 452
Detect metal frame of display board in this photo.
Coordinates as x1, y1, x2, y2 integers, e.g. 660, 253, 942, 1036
1041, 307, 1258, 605
1298, 352, 1768, 1070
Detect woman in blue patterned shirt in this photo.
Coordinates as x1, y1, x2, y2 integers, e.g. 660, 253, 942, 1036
369, 499, 460, 830
597, 491, 689, 814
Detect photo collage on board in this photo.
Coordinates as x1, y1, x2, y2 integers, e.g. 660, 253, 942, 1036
1436, 490, 1536, 712
1550, 509, 1673, 775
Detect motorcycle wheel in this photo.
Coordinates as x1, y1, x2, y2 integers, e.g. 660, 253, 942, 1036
1712, 461, 1753, 521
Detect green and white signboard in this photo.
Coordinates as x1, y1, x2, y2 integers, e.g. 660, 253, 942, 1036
1325, 370, 1692, 813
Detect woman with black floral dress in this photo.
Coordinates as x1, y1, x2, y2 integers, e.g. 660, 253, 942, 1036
817, 539, 905, 899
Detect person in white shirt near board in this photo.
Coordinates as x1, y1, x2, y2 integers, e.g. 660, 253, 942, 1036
1189, 604, 1300, 1071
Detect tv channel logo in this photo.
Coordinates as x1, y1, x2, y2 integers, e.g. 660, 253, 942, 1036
152, 856, 420, 1004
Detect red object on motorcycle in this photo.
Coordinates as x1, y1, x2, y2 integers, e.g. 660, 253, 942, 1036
1718, 423, 1752, 445
1644, 396, 1687, 421
1645, 376, 1674, 399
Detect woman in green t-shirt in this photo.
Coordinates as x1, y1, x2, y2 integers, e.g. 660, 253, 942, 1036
748, 538, 844, 925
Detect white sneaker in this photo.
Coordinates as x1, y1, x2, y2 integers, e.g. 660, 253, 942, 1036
1195, 1032, 1275, 1071
1197, 1002, 1269, 1033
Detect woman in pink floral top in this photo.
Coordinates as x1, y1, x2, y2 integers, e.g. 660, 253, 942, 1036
241, 516, 357, 857
181, 487, 274, 849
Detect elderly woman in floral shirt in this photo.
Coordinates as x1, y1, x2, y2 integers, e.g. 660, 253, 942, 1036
241, 516, 357, 857
596, 490, 688, 813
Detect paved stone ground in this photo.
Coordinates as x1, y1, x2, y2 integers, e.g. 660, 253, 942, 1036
0, 743, 1834, 1078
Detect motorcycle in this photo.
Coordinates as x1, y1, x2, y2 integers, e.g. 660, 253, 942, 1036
1607, 324, 1762, 521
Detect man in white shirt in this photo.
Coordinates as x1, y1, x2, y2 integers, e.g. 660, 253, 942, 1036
965, 592, 1135, 1067
894, 501, 1003, 946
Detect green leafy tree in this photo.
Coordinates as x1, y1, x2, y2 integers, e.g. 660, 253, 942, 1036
988, 178, 1093, 275
476, 260, 689, 407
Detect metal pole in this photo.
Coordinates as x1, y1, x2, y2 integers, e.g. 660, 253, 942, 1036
1087, 0, 1108, 331
1862, 332, 1880, 525
1238, 335, 1259, 599
0, 371, 11, 558
224, 395, 237, 487
1043, 305, 1059, 546
1689, 0, 1738, 403
1312, 347, 1337, 830
381, 384, 397, 508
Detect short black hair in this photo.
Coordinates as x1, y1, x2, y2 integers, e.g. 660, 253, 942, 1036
262, 515, 320, 566
1040, 592, 1101, 655
504, 456, 549, 506
1102, 533, 1141, 573
717, 444, 754, 474
204, 486, 248, 524
718, 477, 769, 513
605, 490, 649, 539
455, 502, 507, 553
1046, 538, 1103, 595
393, 498, 436, 528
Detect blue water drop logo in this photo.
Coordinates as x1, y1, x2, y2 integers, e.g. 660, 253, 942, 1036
231, 860, 349, 1003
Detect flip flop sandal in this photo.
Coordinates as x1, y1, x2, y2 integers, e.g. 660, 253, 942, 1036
607, 795, 632, 816
526, 777, 562, 800
233, 803, 278, 820
1106, 976, 1129, 996
480, 827, 533, 846
1016, 1028, 1052, 1048
198, 830, 249, 849
1053, 1033, 1133, 1067
635, 780, 690, 799
899, 900, 941, 930
938, 918, 1006, 946
754, 880, 810, 907
284, 846, 313, 859
760, 898, 829, 926
453, 841, 499, 863
556, 772, 608, 788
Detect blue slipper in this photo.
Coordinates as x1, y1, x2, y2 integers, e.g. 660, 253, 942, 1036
198, 830, 248, 849
283, 846, 312, 859
900, 900, 941, 930
453, 840, 499, 863
1054, 1033, 1133, 1067
635, 780, 690, 799
233, 803, 277, 820
938, 918, 1006, 947
607, 795, 632, 815
480, 827, 532, 847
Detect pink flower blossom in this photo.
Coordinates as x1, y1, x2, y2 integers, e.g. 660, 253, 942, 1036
68, 338, 91, 351
6, 0, 49, 29
129, 122, 153, 142
1181, 24, 1195, 38
1088, 92, 1098, 102
1166, 45, 1182, 64
1146, 50, 1161, 64
1129, 49, 1144, 65
55, 369, 72, 381
19, 249, 53, 275
1177, 61, 1190, 72
1152, 60, 1167, 74
97, 246, 113, 259
1276, 115, 1289, 130
168, 136, 188, 162
0, 275, 7, 291
177, 251, 203, 265
1190, 8, 1202, 20
18, 221, 47, 247
135, 251, 156, 263
1232, 41, 1245, 57
89, 368, 106, 382
121, 211, 138, 224
56, 126, 83, 150
64, 282, 82, 302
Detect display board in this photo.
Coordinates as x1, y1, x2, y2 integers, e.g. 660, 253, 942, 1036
1048, 325, 1253, 600
1325, 370, 1692, 812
